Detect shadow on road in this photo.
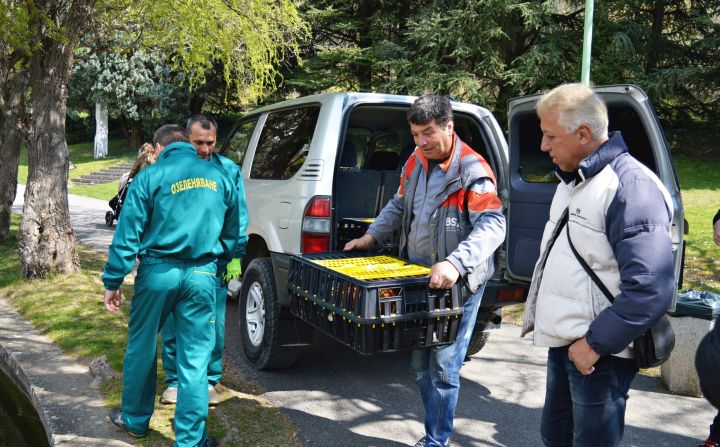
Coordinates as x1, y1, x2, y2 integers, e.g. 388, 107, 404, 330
224, 298, 714, 447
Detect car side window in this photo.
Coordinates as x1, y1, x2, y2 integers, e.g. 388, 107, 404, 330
517, 114, 559, 183
223, 120, 257, 166
250, 106, 321, 180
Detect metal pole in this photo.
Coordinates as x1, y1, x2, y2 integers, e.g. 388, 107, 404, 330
581, 0, 594, 85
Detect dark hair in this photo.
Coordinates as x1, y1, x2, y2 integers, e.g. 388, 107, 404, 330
186, 114, 218, 132
153, 124, 189, 147
407, 94, 453, 127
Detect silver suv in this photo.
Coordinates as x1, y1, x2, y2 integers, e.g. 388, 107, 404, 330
220, 87, 685, 370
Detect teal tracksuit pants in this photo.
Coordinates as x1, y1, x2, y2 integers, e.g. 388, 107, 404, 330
161, 282, 226, 387
121, 257, 217, 447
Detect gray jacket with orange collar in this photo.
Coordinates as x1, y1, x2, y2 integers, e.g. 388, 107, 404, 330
367, 135, 506, 297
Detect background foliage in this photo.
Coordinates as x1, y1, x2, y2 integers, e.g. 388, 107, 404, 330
61, 1, 720, 138
70, 45, 189, 144
275, 0, 720, 128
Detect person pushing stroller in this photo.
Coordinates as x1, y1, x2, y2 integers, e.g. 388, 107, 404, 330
105, 143, 157, 226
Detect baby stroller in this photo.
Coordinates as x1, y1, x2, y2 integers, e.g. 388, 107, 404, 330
105, 178, 132, 227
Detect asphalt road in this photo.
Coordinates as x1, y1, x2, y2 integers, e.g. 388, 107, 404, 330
13, 184, 718, 447
224, 300, 716, 447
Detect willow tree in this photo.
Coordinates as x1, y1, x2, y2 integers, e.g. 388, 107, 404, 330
9, 0, 307, 278
136, 0, 306, 105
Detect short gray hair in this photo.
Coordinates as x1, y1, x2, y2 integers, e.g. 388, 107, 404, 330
536, 83, 608, 139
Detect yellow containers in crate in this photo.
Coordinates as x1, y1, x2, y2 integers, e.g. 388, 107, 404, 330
313, 255, 431, 280
288, 252, 463, 354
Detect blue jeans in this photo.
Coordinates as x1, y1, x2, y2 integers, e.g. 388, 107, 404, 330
541, 346, 638, 447
410, 285, 484, 447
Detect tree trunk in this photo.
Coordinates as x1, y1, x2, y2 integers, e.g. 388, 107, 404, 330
93, 102, 108, 158
189, 93, 205, 115
646, 0, 665, 74
128, 119, 143, 149
0, 64, 29, 241
118, 113, 131, 146
19, 13, 82, 278
118, 114, 143, 149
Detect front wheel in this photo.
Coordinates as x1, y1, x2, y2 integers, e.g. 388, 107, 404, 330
105, 211, 114, 227
238, 257, 301, 370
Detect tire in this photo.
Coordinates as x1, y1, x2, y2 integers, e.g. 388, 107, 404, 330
466, 328, 491, 358
238, 257, 301, 370
105, 211, 114, 227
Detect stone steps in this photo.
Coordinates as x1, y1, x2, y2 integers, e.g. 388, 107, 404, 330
71, 161, 134, 185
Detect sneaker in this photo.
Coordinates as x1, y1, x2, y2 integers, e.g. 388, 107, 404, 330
698, 438, 720, 447
161, 386, 177, 405
412, 437, 450, 447
208, 385, 221, 406
108, 408, 147, 438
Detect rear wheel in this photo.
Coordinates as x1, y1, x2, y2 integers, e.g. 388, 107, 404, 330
105, 211, 114, 227
466, 328, 491, 358
238, 257, 301, 370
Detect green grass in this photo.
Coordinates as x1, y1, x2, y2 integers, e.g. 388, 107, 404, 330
70, 180, 128, 201
17, 139, 137, 201
0, 215, 299, 447
674, 154, 720, 293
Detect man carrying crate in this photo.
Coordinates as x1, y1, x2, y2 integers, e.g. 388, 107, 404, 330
344, 94, 506, 447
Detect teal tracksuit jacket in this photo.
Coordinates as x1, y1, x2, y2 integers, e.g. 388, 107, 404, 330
102, 142, 240, 289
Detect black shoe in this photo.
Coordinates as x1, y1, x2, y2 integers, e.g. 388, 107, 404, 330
109, 408, 147, 438
206, 435, 218, 447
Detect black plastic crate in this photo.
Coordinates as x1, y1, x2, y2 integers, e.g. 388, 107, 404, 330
288, 252, 463, 354
336, 217, 399, 255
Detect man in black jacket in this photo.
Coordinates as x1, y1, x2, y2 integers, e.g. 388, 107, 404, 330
694, 210, 720, 447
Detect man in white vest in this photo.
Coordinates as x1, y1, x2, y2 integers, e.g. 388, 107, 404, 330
521, 83, 674, 447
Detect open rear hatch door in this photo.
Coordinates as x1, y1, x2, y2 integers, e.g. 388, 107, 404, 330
506, 85, 684, 305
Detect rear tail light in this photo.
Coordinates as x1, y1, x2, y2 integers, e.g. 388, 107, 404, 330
301, 196, 331, 253
496, 287, 527, 303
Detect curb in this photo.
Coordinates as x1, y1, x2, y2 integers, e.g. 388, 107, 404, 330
0, 296, 132, 447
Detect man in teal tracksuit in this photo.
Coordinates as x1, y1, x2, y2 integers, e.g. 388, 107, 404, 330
102, 124, 239, 447
160, 115, 248, 405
